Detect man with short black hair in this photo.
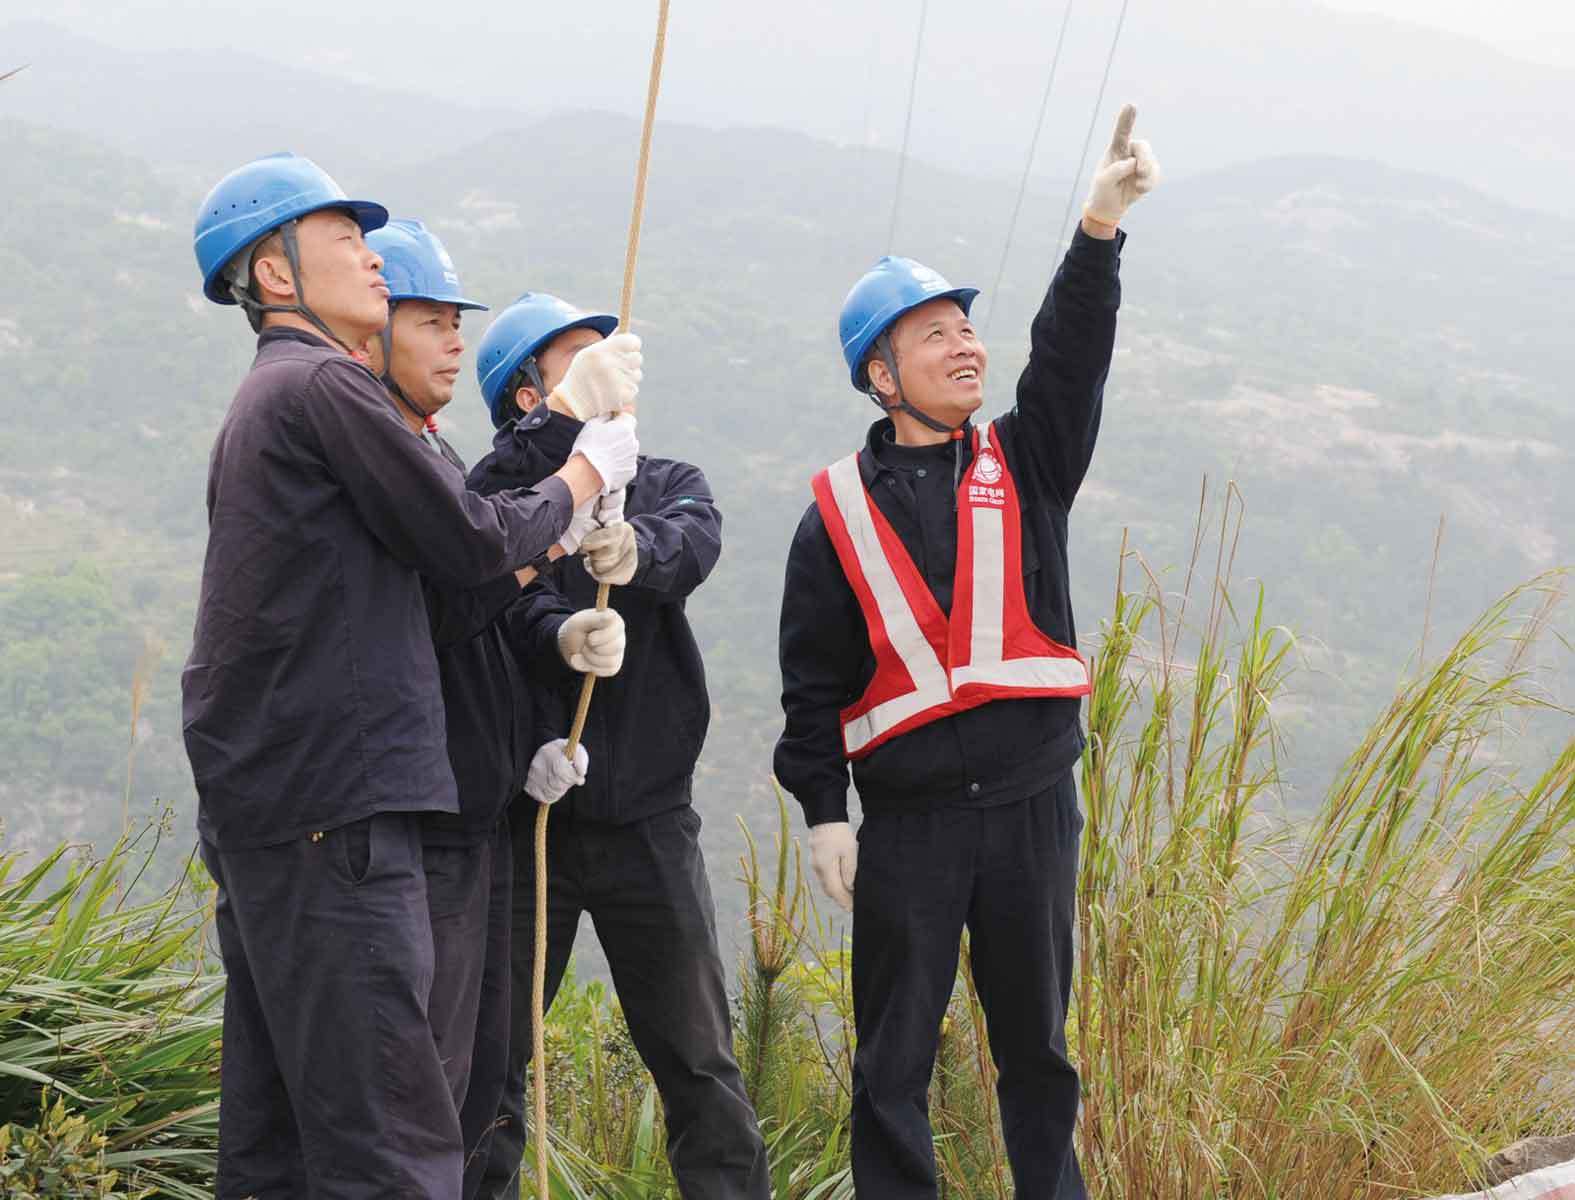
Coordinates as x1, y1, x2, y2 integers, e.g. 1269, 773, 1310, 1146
185, 154, 641, 1197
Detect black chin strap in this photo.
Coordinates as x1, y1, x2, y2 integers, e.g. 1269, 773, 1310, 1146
866, 332, 966, 437
869, 331, 970, 510
376, 308, 438, 429
502, 357, 550, 421
229, 219, 358, 355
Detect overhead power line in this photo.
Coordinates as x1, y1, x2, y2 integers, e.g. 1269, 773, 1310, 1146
1054, 0, 1133, 252
887, 0, 931, 252
983, 0, 1076, 337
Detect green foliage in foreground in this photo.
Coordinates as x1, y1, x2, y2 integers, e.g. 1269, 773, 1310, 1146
0, 825, 221, 1198
2, 539, 1570, 1198
521, 533, 1575, 1198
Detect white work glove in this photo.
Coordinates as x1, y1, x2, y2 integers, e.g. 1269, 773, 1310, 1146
809, 821, 858, 913
1082, 103, 1161, 226
551, 332, 642, 420
594, 486, 626, 529
557, 500, 599, 557
569, 413, 639, 495
524, 737, 587, 805
582, 523, 638, 586
556, 607, 626, 677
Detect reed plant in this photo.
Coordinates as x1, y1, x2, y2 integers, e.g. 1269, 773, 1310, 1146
1073, 492, 1574, 1197
3, 499, 1569, 1199
526, 495, 1572, 1198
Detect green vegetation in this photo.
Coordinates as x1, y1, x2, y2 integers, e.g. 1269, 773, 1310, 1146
2, 550, 1569, 1196
0, 825, 221, 1198
2, 113, 1573, 972
508, 530, 1574, 1198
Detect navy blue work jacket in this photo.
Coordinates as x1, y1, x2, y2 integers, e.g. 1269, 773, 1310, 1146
773, 228, 1125, 826
183, 328, 573, 850
469, 408, 722, 826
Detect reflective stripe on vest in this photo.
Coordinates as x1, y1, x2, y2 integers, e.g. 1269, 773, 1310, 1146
811, 421, 1090, 760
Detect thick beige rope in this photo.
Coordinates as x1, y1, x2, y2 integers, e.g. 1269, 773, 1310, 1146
532, 2, 671, 1194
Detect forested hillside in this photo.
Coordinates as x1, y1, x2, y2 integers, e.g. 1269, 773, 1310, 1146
2, 102, 1570, 968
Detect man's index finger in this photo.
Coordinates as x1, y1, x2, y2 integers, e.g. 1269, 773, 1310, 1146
1109, 104, 1137, 159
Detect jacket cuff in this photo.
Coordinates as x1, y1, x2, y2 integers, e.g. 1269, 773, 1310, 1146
536, 612, 577, 683
536, 474, 575, 539
1068, 224, 1126, 264
800, 790, 850, 827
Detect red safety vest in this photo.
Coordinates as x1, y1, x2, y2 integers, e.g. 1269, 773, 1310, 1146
811, 421, 1091, 760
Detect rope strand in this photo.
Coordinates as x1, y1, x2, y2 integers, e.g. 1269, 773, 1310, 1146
535, 4, 671, 1196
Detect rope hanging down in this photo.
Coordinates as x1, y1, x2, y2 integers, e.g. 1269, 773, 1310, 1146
982, 0, 1075, 338
886, 0, 931, 251
1054, 0, 1131, 251
533, 2, 671, 1195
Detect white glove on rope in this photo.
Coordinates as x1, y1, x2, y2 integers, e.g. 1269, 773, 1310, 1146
582, 522, 638, 586
569, 413, 639, 495
552, 332, 642, 420
809, 821, 858, 913
1083, 104, 1161, 226
594, 486, 626, 529
557, 607, 626, 677
557, 500, 599, 557
525, 737, 587, 805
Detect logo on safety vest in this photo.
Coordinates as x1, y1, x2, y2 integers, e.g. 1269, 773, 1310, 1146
974, 448, 1002, 484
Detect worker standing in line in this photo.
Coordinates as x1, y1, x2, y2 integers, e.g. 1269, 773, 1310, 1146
360, 218, 634, 1197
466, 292, 770, 1200
184, 154, 640, 1197
773, 108, 1160, 1199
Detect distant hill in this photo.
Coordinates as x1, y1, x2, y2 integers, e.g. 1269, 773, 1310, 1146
1, 110, 1570, 971
6, 3, 1575, 217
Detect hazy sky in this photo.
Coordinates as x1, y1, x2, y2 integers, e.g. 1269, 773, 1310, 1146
11, 0, 1575, 73
1320, 0, 1575, 67
7, 0, 1574, 201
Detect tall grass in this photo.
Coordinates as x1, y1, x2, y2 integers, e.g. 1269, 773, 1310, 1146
527, 503, 1572, 1198
2, 508, 1568, 1199
1074, 498, 1574, 1197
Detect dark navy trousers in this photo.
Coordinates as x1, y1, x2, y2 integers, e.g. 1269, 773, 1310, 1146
422, 819, 513, 1198
200, 812, 461, 1199
850, 772, 1087, 1199
475, 803, 769, 1200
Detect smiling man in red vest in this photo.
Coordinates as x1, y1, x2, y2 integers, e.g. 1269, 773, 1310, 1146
774, 106, 1160, 1198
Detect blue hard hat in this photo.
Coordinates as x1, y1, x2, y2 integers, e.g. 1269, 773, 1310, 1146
476, 292, 618, 428
838, 256, 979, 390
365, 219, 488, 312
193, 152, 388, 305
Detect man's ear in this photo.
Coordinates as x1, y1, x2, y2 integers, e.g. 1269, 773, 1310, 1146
866, 355, 897, 401
514, 385, 543, 414
252, 251, 295, 302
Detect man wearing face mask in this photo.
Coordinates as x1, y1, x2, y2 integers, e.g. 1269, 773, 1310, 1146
466, 292, 768, 1200
361, 220, 629, 1197
185, 155, 640, 1198
773, 108, 1160, 1199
